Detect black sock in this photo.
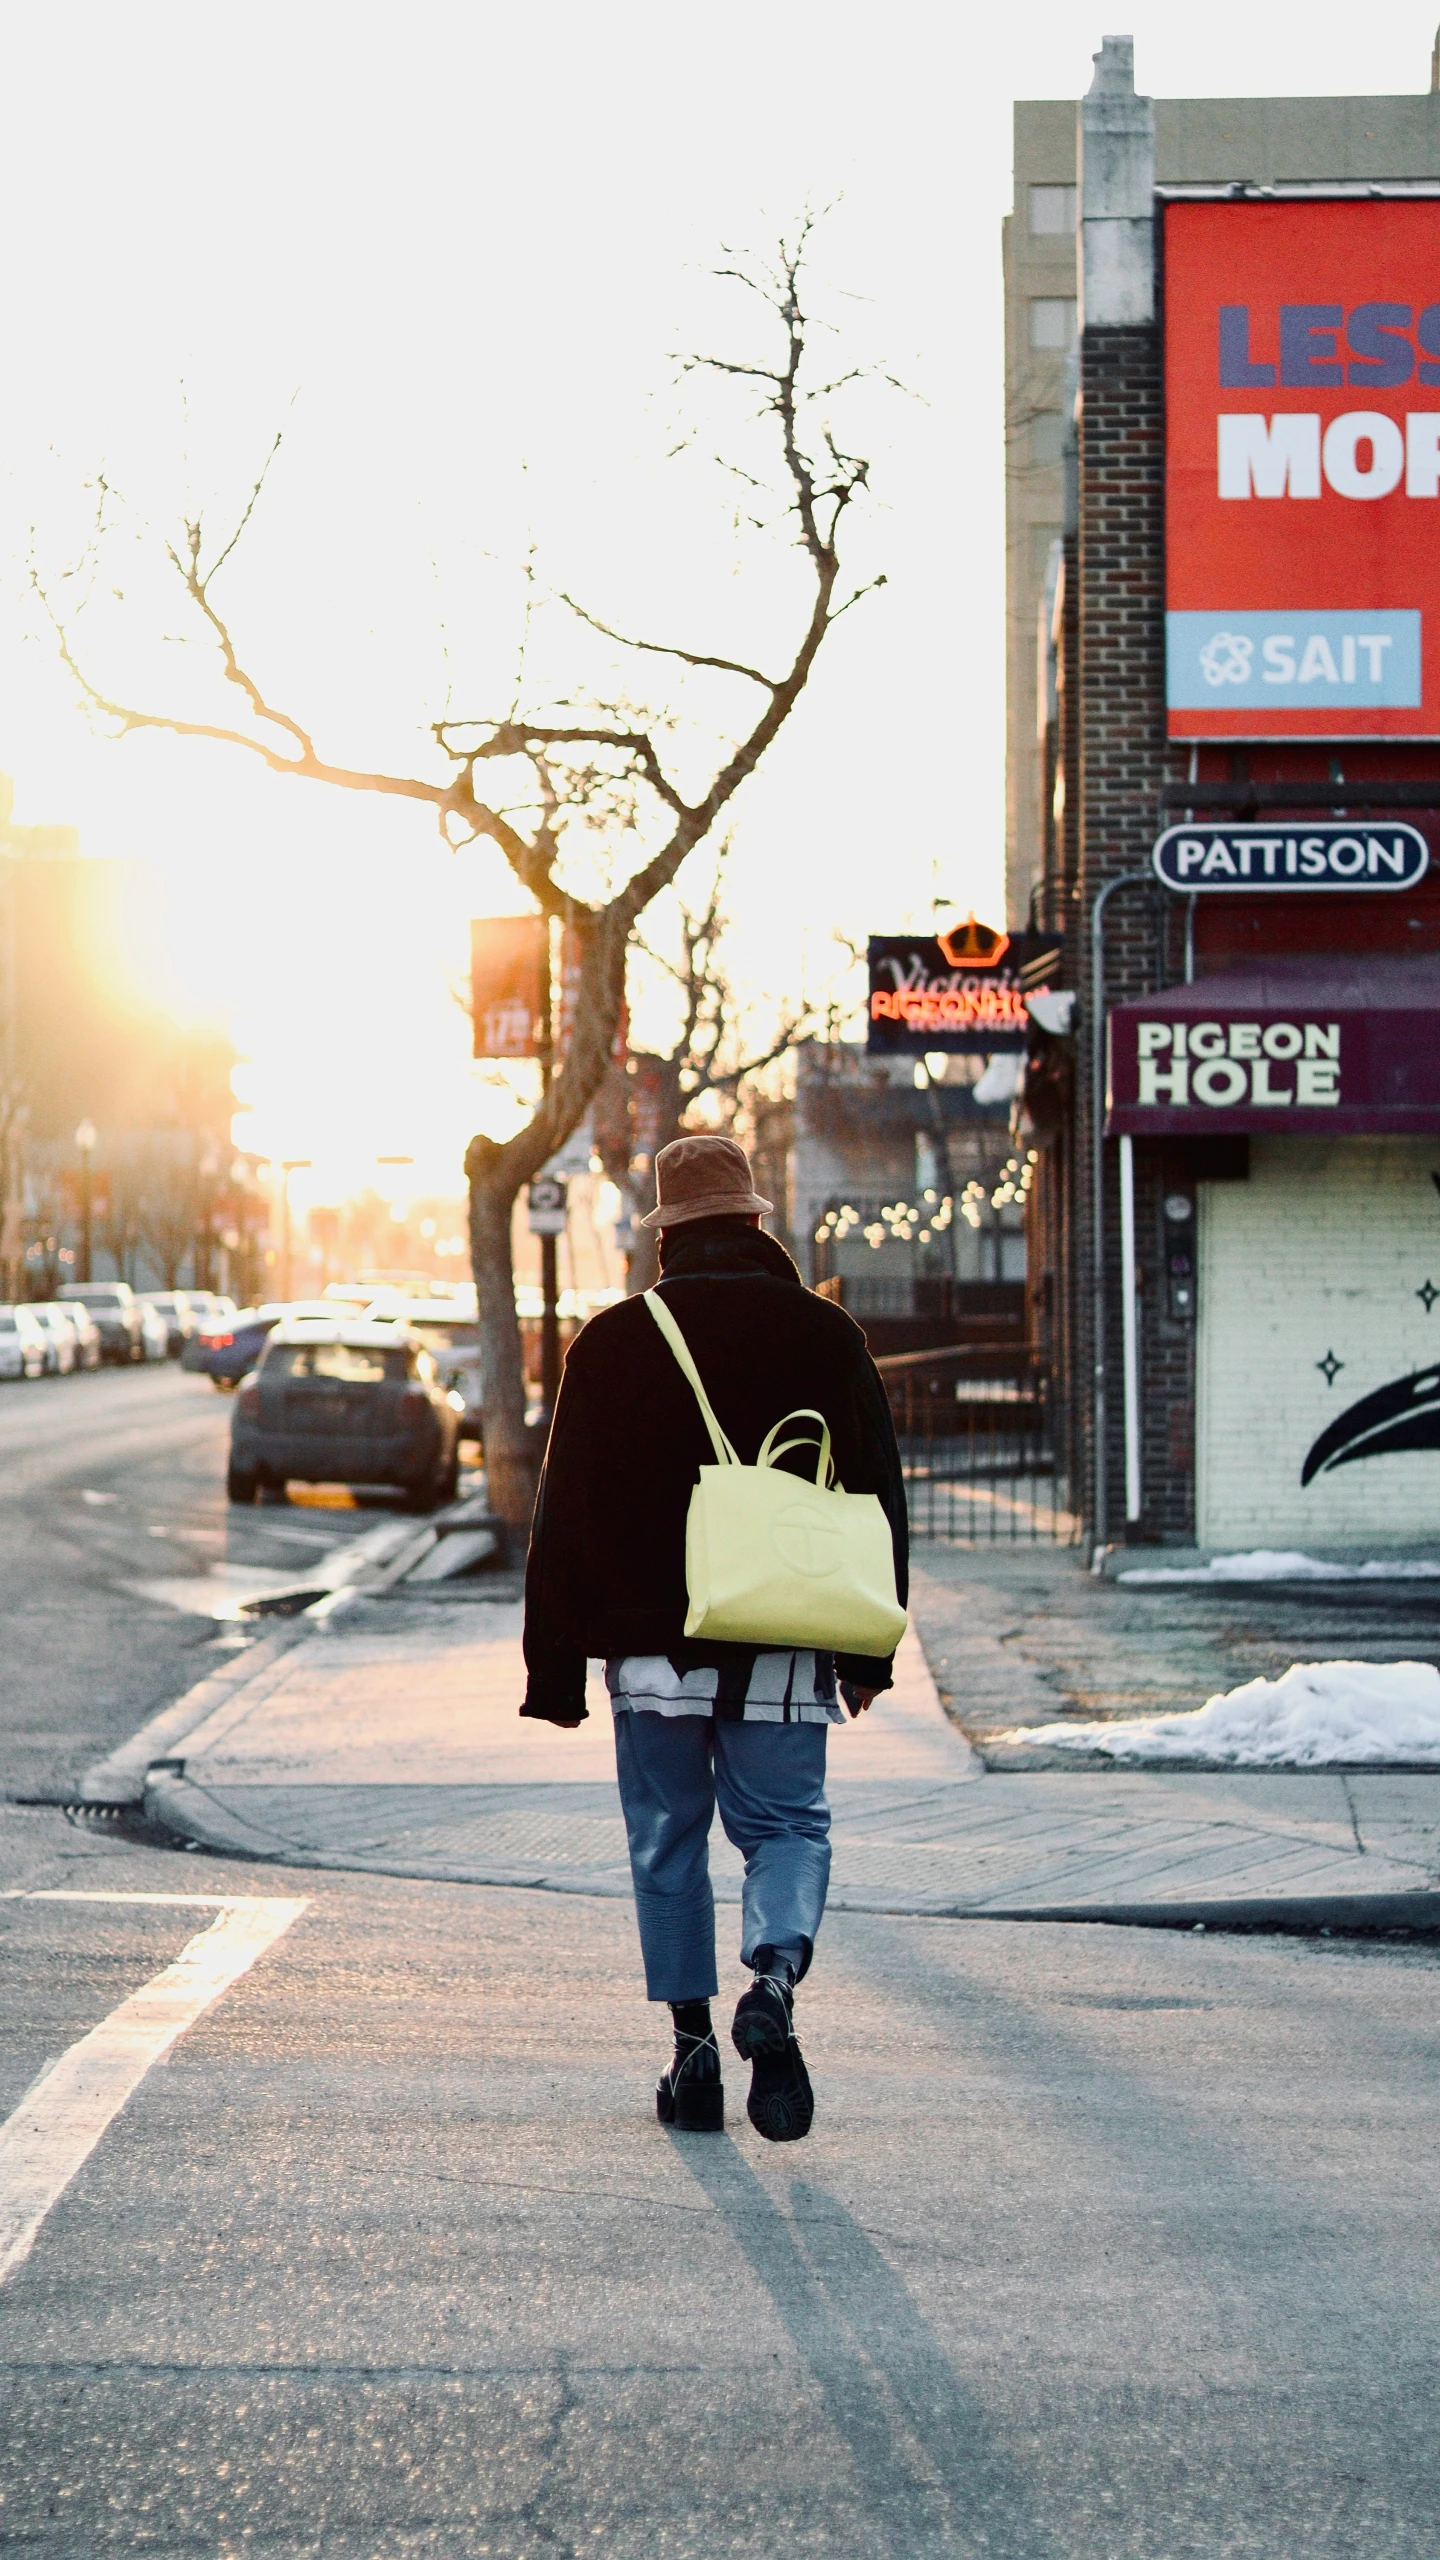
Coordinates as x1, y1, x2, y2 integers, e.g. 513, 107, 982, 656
670, 2000, 713, 2038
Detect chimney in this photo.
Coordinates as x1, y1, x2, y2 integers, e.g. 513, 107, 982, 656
1078, 34, 1155, 331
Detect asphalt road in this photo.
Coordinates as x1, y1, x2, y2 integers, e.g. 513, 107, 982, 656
1, 1833, 1438, 2559
3, 1374, 1440, 2555
0, 1363, 406, 1804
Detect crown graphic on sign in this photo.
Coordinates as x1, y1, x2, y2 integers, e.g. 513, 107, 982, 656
936, 913, 1011, 969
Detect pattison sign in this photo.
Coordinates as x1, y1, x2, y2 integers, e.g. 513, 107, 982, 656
1107, 1000, 1440, 1135
1152, 821, 1429, 892
1165, 197, 1440, 740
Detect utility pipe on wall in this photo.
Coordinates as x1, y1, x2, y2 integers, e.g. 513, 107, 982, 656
1090, 871, 1152, 1559
1118, 1133, 1142, 1523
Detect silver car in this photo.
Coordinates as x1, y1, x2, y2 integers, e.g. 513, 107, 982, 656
364, 1299, 483, 1439
55, 1302, 103, 1368
138, 1301, 170, 1362
139, 1290, 198, 1356
29, 1305, 80, 1373
0, 1306, 49, 1379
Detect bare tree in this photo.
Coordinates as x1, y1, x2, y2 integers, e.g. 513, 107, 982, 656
0, 1082, 28, 1302
625, 862, 815, 1291
97, 1160, 144, 1288
34, 220, 887, 1526
136, 1149, 198, 1290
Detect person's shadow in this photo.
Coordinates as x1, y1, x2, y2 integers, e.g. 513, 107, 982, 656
668, 2130, 1056, 2559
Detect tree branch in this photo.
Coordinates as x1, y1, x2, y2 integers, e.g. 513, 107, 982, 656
555, 590, 780, 692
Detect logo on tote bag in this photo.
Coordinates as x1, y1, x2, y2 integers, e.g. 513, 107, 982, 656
771, 1505, 845, 1579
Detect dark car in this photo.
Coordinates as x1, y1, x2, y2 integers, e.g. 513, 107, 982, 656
227, 1321, 462, 1509
183, 1305, 278, 1387
182, 1300, 333, 1389
57, 1281, 144, 1364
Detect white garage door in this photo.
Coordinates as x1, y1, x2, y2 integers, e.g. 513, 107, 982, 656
1197, 1136, 1440, 1548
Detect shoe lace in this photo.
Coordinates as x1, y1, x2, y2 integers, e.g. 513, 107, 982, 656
752, 1963, 794, 2006
668, 2026, 720, 2086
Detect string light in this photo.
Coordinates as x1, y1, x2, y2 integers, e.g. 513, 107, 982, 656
816, 1165, 1030, 1251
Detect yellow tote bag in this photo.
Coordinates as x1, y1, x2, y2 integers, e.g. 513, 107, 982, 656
646, 1290, 907, 1656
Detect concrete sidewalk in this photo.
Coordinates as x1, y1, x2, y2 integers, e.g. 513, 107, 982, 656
910, 1538, 1440, 1761
82, 1583, 1440, 1929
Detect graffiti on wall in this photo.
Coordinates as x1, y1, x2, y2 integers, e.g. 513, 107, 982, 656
1302, 1363, 1440, 1484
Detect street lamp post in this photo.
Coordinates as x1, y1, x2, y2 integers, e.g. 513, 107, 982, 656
196, 1146, 220, 1292
280, 1160, 311, 1302
74, 1119, 97, 1284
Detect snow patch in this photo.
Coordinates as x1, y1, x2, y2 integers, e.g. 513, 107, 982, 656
1118, 1549, 1440, 1585
1008, 1660, 1440, 1766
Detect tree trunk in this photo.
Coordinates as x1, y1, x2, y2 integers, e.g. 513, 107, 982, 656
466, 904, 631, 1536
624, 1057, 686, 1294
469, 1166, 539, 1533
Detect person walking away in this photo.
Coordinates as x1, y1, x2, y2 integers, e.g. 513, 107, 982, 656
521, 1132, 908, 2141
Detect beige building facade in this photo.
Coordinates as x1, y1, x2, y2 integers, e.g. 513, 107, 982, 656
1004, 71, 1440, 926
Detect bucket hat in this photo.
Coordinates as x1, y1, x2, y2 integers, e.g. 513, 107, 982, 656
638, 1133, 774, 1230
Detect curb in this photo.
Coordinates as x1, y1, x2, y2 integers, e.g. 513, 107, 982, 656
77, 1623, 314, 1806
138, 1774, 1440, 1932
956, 1893, 1440, 1932
141, 1773, 636, 1894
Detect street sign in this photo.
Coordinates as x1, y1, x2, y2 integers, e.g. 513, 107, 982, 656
542, 1116, 595, 1179
527, 1175, 568, 1236
1152, 820, 1429, 893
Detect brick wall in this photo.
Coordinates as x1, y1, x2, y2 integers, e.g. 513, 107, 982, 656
1071, 321, 1194, 1542
1198, 1137, 1440, 1546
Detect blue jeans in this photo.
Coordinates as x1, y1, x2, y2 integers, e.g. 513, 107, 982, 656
612, 1712, 832, 2003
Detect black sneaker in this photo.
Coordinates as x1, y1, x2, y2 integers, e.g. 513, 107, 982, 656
656, 2024, 724, 2133
731, 1965, 814, 2143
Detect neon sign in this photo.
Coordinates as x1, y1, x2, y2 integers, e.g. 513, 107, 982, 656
866, 930, 1060, 1055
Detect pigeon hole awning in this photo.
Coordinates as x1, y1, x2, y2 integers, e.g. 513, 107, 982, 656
1106, 960, 1440, 1137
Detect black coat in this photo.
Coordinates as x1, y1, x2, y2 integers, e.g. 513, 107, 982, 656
521, 1221, 909, 1723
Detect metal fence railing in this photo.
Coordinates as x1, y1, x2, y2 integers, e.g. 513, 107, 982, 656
875, 1344, 1080, 1546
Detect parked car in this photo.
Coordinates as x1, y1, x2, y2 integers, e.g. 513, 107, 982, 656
28, 1305, 80, 1373
55, 1302, 103, 1369
57, 1281, 145, 1363
182, 1291, 237, 1329
0, 1305, 50, 1379
183, 1300, 345, 1390
138, 1300, 169, 1361
227, 1320, 462, 1509
364, 1299, 482, 1437
139, 1290, 198, 1356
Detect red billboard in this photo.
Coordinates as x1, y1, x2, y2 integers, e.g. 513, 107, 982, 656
1166, 196, 1440, 740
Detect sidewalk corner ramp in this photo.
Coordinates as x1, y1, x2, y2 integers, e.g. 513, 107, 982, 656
84, 1602, 1440, 1934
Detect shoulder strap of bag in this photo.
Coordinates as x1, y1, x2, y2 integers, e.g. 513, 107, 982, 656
645, 1290, 740, 1468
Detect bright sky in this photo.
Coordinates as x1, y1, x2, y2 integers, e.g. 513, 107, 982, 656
0, 0, 1435, 1204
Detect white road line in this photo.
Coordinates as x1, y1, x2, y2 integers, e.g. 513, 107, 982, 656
0, 1890, 307, 2288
